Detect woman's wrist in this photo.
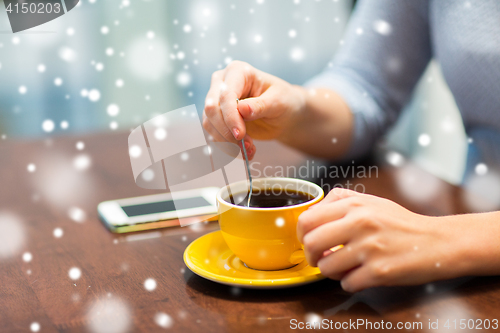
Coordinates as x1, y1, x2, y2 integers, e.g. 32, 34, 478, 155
287, 85, 309, 129
431, 212, 500, 279
275, 85, 308, 142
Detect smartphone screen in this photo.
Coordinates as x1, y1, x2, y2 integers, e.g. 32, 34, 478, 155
121, 196, 211, 217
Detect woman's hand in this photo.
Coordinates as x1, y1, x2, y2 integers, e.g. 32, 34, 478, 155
202, 61, 306, 160
297, 188, 472, 292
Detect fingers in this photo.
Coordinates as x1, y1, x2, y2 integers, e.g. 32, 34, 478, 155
221, 63, 251, 140
297, 195, 362, 242
220, 92, 244, 140
203, 69, 241, 143
204, 62, 257, 144
205, 70, 224, 113
205, 103, 237, 143
238, 135, 256, 160
340, 264, 380, 293
237, 89, 275, 121
310, 188, 361, 210
204, 70, 237, 142
203, 113, 256, 160
317, 244, 363, 281
302, 216, 354, 267
202, 113, 227, 143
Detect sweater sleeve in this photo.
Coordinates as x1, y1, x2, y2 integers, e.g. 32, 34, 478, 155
305, 0, 432, 159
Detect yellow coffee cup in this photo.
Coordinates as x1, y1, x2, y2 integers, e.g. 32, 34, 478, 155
216, 177, 324, 271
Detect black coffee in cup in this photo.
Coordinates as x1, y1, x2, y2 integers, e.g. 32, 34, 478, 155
228, 188, 314, 208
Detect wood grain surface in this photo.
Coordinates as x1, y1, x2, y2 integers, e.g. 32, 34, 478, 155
0, 132, 498, 333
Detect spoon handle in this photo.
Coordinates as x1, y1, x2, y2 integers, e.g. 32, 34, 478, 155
241, 138, 253, 207
236, 98, 252, 207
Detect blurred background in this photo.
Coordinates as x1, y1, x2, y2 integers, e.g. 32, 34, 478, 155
0, 0, 467, 184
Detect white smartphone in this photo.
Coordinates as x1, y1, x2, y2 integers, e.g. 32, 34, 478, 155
97, 187, 220, 233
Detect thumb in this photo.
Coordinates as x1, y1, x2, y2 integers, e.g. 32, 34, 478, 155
237, 89, 276, 121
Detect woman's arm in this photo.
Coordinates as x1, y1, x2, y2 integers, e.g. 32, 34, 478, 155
277, 87, 354, 160
203, 0, 432, 161
299, 0, 432, 159
297, 188, 500, 292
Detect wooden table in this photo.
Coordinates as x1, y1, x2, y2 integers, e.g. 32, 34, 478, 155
1, 132, 499, 333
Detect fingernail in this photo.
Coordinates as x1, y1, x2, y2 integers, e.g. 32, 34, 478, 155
340, 280, 351, 292
244, 141, 251, 149
232, 127, 240, 139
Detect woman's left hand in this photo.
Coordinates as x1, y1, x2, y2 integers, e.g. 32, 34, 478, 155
297, 188, 469, 292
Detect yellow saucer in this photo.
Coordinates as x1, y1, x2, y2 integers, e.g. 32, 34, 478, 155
183, 231, 325, 289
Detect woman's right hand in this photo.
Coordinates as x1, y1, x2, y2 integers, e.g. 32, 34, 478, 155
202, 61, 306, 160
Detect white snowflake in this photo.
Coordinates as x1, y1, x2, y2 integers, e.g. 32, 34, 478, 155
386, 151, 405, 167
418, 133, 431, 147
373, 20, 392, 35
58, 46, 77, 62
290, 47, 305, 62
68, 207, 87, 223
155, 312, 174, 328
154, 128, 167, 141
305, 313, 322, 326
42, 119, 55, 133
53, 228, 64, 238
30, 322, 40, 332
73, 154, 91, 170
22, 252, 32, 262
144, 278, 157, 291
69, 267, 82, 280
176, 72, 192, 87
475, 163, 488, 175
88, 89, 101, 102
87, 297, 131, 333
129, 145, 142, 158
107, 104, 120, 117
141, 169, 155, 182
229, 34, 238, 45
